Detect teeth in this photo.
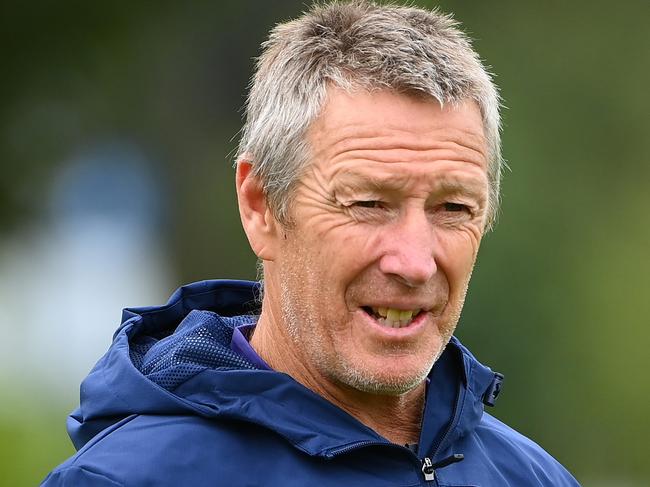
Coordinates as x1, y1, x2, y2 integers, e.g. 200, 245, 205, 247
370, 307, 421, 328
386, 308, 401, 322
399, 310, 414, 321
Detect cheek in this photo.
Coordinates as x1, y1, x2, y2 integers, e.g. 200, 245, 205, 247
435, 231, 480, 288
308, 218, 383, 265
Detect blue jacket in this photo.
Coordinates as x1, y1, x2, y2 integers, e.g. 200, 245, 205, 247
42, 280, 580, 486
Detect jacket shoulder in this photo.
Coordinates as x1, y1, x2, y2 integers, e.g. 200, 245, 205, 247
45, 414, 232, 487
43, 412, 312, 487
475, 412, 580, 486
41, 466, 123, 487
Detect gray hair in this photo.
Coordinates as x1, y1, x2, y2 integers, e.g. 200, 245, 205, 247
238, 0, 503, 229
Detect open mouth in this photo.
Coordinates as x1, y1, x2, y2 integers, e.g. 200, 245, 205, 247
362, 306, 424, 329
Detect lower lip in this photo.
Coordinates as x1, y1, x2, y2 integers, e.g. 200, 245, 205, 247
356, 309, 430, 338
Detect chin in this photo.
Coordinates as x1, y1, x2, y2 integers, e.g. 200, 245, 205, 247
332, 358, 434, 396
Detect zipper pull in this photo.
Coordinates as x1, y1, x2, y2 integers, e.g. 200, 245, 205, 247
421, 457, 435, 481
421, 454, 465, 481
433, 453, 464, 469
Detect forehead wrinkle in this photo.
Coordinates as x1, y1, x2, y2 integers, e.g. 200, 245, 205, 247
434, 172, 489, 202
311, 126, 487, 170
332, 169, 414, 195
317, 150, 487, 193
330, 164, 488, 203
328, 125, 485, 151
332, 147, 486, 171
313, 112, 485, 146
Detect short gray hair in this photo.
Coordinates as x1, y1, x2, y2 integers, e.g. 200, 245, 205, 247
238, 0, 502, 229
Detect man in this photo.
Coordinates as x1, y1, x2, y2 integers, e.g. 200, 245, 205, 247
43, 1, 580, 485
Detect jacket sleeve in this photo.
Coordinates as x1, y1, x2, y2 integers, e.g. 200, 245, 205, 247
41, 466, 123, 487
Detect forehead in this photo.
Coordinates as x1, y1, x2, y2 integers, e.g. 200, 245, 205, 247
311, 88, 485, 143
305, 88, 488, 189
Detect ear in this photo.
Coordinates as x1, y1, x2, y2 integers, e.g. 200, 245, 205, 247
235, 160, 280, 261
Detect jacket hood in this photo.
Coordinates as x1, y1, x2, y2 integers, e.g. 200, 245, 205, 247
68, 280, 503, 458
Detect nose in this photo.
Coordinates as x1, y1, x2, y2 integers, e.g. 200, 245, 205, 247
377, 208, 437, 287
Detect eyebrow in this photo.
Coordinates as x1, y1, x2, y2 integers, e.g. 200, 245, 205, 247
434, 177, 488, 199
333, 172, 488, 201
334, 174, 398, 193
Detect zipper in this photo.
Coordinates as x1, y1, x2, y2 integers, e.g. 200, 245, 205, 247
421, 457, 436, 481
327, 440, 436, 484
327, 441, 461, 485
327, 440, 419, 461
326, 376, 468, 485
416, 374, 467, 483
421, 454, 465, 482
428, 374, 465, 459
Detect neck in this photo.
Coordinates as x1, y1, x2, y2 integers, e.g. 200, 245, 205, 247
250, 305, 426, 446
320, 380, 426, 446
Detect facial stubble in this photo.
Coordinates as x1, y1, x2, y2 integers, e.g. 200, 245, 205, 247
277, 241, 473, 397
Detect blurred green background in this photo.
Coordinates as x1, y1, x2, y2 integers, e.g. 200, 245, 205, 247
0, 1, 648, 485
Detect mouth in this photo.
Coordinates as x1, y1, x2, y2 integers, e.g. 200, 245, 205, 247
361, 306, 425, 329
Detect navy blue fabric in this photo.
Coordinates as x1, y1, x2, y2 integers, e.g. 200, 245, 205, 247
42, 280, 580, 486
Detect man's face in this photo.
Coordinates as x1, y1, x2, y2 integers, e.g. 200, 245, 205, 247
268, 88, 489, 395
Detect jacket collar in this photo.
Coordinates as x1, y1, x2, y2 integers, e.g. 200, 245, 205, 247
71, 280, 503, 458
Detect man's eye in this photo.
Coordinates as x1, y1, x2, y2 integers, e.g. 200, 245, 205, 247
353, 200, 383, 209
443, 202, 469, 212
